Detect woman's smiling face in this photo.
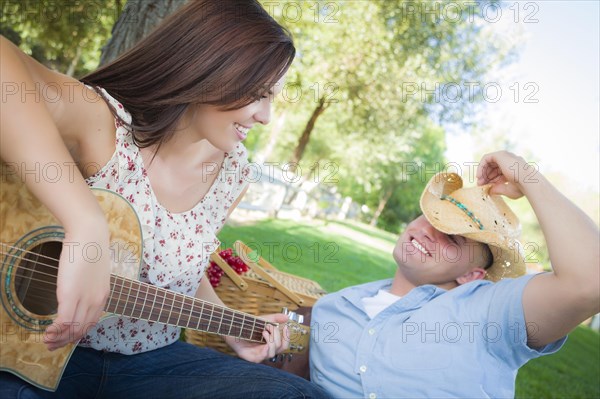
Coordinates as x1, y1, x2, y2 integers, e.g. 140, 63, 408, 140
184, 77, 285, 152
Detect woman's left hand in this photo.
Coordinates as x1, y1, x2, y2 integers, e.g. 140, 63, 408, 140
225, 313, 289, 363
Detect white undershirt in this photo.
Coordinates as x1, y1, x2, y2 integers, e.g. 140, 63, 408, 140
361, 289, 402, 319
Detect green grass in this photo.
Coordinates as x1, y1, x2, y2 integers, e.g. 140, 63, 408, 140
218, 218, 600, 398
331, 219, 400, 243
516, 325, 600, 399
218, 218, 397, 292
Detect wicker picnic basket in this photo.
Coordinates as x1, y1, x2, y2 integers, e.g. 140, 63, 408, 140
185, 240, 327, 356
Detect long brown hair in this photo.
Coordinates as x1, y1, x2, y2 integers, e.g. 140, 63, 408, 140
82, 0, 295, 148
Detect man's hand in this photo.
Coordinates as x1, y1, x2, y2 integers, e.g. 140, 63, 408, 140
476, 150, 532, 199
477, 151, 599, 347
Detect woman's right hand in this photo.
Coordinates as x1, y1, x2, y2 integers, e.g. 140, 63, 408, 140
44, 223, 111, 351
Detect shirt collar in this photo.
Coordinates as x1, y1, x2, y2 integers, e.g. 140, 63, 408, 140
342, 279, 447, 315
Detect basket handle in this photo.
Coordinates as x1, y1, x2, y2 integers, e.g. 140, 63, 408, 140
234, 240, 305, 306
235, 241, 278, 270
209, 252, 248, 291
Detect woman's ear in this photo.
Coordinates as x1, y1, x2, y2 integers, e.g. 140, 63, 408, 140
456, 268, 487, 285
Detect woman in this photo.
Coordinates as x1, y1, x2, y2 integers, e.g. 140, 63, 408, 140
0, 1, 329, 397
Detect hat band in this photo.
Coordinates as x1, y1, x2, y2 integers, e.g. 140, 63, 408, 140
440, 194, 484, 230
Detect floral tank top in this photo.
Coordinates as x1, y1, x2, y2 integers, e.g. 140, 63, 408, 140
80, 87, 250, 354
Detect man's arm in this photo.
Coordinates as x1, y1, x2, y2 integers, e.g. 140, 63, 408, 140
477, 151, 599, 347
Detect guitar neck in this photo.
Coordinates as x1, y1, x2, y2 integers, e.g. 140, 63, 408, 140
106, 274, 266, 342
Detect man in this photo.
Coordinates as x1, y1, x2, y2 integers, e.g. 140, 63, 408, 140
309, 151, 599, 398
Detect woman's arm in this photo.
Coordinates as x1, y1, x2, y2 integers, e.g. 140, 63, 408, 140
1, 36, 111, 350
477, 150, 600, 347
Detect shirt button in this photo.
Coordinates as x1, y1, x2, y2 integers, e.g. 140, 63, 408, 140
368, 328, 376, 335
359, 365, 367, 373
369, 393, 377, 399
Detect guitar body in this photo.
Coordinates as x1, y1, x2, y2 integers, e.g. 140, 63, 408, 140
0, 163, 309, 391
0, 164, 143, 391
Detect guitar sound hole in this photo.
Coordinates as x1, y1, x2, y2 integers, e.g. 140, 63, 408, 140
14, 242, 61, 316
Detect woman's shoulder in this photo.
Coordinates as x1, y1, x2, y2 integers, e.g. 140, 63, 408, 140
2, 36, 107, 128
1, 36, 87, 108
1, 35, 49, 81
1, 36, 116, 166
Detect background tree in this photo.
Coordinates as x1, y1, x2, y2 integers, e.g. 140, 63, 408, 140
99, 0, 186, 65
0, 0, 189, 73
1, 0, 516, 232
262, 0, 513, 228
1, 0, 121, 75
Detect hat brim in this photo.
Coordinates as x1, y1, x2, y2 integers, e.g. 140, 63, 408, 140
420, 173, 526, 281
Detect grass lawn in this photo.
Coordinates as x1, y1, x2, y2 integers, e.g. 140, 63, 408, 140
516, 325, 599, 399
218, 218, 600, 398
218, 218, 398, 292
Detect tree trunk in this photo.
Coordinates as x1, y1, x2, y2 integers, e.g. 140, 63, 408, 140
369, 187, 394, 227
99, 0, 188, 66
115, 0, 124, 17
289, 96, 328, 171
305, 158, 322, 184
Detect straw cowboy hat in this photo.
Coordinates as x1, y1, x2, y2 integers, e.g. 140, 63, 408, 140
420, 172, 526, 281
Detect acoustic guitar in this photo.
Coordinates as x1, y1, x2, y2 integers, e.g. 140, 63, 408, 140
0, 163, 308, 391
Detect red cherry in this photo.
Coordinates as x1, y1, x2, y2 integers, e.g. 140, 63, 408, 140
219, 248, 233, 259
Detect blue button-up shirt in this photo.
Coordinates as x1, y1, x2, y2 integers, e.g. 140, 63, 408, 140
309, 274, 565, 398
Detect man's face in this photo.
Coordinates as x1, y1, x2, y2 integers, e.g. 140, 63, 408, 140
392, 215, 491, 286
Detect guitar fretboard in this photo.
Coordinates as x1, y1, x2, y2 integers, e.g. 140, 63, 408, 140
105, 275, 266, 342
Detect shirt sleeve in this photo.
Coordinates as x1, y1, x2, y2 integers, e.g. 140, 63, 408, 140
482, 274, 567, 369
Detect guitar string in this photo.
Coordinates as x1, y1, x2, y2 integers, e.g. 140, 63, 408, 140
0, 265, 268, 344
0, 245, 269, 328
26, 241, 43, 308
0, 241, 284, 337
0, 241, 272, 329
0, 249, 273, 340
0, 238, 272, 331
0, 242, 64, 263
0, 271, 268, 343
105, 278, 267, 341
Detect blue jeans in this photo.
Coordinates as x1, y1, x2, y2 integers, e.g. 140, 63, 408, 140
0, 342, 331, 399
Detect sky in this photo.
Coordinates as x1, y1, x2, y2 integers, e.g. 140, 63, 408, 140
446, 1, 599, 195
